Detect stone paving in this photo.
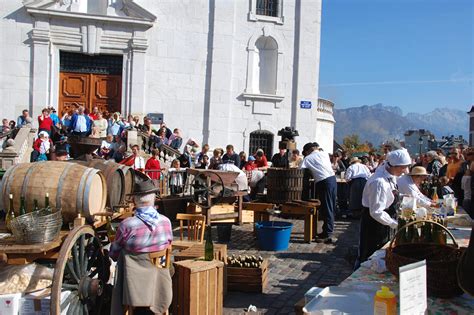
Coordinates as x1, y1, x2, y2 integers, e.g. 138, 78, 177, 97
218, 217, 360, 315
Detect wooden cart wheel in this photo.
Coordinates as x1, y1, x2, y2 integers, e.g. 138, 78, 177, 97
51, 225, 110, 315
191, 172, 225, 209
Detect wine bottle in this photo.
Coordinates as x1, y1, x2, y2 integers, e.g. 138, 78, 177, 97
19, 197, 26, 216
106, 217, 116, 241
45, 193, 51, 212
204, 225, 214, 261
432, 187, 439, 205
5, 194, 15, 232
33, 199, 39, 212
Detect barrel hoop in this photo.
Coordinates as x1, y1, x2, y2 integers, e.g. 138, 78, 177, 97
0, 165, 18, 210
83, 169, 100, 217
20, 162, 43, 202
76, 168, 93, 216
56, 163, 76, 211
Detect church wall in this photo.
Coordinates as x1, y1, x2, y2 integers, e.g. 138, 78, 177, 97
0, 1, 34, 121
0, 0, 327, 156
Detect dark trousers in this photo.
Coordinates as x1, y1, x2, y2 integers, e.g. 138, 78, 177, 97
356, 207, 391, 269
315, 176, 337, 236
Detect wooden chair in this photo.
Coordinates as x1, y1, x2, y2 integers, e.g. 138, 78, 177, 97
172, 213, 206, 250
125, 244, 172, 315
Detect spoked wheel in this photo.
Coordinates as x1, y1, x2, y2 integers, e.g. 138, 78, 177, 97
191, 172, 225, 208
51, 225, 110, 315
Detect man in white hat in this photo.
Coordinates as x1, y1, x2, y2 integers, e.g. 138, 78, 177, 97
397, 166, 435, 208
356, 148, 412, 267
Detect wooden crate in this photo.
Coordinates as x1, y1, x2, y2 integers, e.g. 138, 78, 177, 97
227, 259, 268, 293
174, 244, 227, 263
172, 259, 224, 315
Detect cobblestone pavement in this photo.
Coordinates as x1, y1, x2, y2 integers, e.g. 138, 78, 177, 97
219, 217, 360, 315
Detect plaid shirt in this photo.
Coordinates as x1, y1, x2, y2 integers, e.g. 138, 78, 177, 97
109, 211, 173, 261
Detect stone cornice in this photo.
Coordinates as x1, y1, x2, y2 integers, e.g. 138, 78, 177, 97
25, 7, 154, 28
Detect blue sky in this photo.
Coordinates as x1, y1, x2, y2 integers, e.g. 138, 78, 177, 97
318, 0, 473, 114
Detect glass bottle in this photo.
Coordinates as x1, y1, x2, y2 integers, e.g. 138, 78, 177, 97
106, 217, 116, 241
19, 197, 26, 216
431, 187, 439, 205
33, 199, 39, 212
204, 225, 214, 261
45, 193, 51, 213
5, 194, 15, 232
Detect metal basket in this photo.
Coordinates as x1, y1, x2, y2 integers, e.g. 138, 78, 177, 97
10, 209, 62, 244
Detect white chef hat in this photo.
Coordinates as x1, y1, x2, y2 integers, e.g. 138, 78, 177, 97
386, 149, 411, 166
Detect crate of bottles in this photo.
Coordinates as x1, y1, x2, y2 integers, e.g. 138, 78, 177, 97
226, 255, 268, 293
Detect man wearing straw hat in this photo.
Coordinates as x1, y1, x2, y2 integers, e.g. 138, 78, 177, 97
110, 180, 173, 314
397, 166, 435, 208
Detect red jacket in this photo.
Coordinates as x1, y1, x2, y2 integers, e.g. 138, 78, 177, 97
33, 138, 52, 152
38, 115, 53, 131
145, 157, 161, 180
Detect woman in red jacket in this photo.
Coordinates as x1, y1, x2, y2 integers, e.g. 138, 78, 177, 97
145, 149, 162, 181
38, 108, 53, 136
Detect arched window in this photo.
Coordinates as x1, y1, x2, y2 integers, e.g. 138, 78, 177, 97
249, 130, 274, 160
255, 36, 278, 95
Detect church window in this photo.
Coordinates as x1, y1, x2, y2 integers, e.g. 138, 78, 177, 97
255, 36, 278, 95
256, 0, 279, 17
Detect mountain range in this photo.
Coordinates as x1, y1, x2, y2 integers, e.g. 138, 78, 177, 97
333, 103, 469, 146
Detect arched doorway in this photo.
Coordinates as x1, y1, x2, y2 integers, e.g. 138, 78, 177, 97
249, 130, 274, 160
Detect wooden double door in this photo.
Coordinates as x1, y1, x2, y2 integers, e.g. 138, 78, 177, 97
59, 72, 122, 115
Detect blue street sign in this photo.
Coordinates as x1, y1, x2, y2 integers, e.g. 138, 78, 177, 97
300, 100, 312, 109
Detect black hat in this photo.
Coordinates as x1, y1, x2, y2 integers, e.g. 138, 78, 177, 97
302, 142, 319, 153
128, 180, 160, 196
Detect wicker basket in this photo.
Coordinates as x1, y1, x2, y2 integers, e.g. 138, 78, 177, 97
10, 209, 62, 244
386, 220, 465, 298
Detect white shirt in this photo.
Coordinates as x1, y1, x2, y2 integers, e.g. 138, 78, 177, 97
300, 150, 335, 183
39, 140, 50, 154
397, 175, 432, 207
362, 163, 398, 228
134, 156, 145, 170
219, 163, 249, 191
74, 115, 87, 132
462, 175, 471, 200
345, 163, 372, 181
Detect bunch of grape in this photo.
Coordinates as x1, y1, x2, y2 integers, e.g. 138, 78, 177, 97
227, 254, 264, 268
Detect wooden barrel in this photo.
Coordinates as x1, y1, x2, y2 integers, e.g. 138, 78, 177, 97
266, 168, 304, 204
72, 159, 126, 209
113, 163, 135, 196
0, 161, 106, 224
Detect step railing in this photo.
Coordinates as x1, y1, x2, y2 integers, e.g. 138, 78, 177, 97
0, 127, 36, 169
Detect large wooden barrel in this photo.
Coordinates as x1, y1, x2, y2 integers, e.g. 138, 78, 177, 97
266, 168, 304, 204
0, 161, 106, 224
72, 159, 126, 209
114, 163, 134, 196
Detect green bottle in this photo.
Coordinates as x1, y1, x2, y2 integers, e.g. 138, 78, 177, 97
44, 193, 52, 213
33, 199, 39, 212
106, 217, 116, 241
204, 225, 214, 261
19, 197, 26, 216
5, 194, 15, 232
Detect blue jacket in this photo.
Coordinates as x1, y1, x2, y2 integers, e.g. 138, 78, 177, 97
70, 113, 92, 133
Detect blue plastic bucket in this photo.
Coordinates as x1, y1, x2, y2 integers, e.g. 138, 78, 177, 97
255, 221, 293, 251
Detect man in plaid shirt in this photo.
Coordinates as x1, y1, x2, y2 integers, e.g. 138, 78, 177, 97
109, 181, 172, 261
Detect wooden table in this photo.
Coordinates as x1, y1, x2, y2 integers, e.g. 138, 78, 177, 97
174, 243, 227, 263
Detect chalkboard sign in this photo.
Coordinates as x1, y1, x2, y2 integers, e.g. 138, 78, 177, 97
147, 113, 163, 125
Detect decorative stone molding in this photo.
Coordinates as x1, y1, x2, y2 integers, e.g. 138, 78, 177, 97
23, 0, 155, 116
316, 98, 335, 123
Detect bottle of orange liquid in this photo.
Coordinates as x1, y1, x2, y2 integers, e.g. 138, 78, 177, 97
374, 286, 397, 315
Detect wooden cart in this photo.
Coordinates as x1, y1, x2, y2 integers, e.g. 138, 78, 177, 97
186, 169, 247, 225
0, 211, 126, 315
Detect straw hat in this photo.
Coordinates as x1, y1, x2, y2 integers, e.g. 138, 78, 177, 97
408, 166, 429, 177
349, 157, 360, 164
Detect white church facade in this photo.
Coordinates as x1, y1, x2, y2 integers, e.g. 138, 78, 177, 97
0, 0, 335, 155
